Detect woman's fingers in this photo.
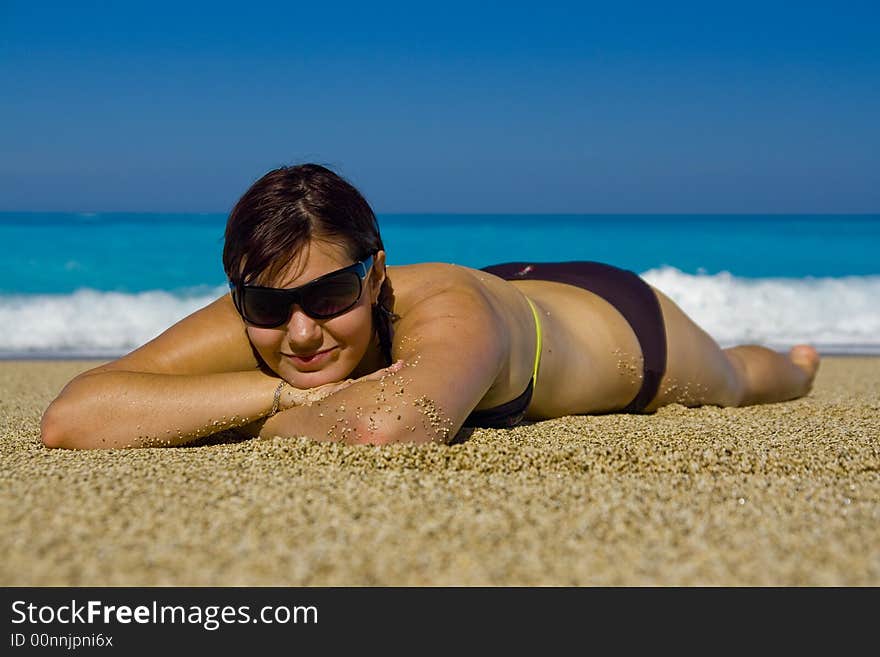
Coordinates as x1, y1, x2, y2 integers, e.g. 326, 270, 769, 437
303, 379, 356, 404
278, 360, 406, 410
358, 359, 405, 382
281, 380, 350, 409
301, 361, 404, 404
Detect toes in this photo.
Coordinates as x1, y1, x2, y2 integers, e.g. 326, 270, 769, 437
790, 344, 818, 362
789, 345, 820, 376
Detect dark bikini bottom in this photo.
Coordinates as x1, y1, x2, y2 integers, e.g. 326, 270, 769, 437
462, 261, 668, 428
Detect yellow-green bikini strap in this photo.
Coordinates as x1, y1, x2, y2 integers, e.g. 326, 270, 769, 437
524, 297, 542, 385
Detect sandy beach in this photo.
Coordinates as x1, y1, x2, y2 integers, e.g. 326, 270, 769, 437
1, 357, 877, 586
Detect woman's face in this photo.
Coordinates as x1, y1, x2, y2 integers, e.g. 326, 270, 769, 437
245, 239, 385, 388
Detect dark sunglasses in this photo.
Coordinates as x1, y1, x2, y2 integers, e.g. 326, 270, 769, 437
229, 255, 374, 327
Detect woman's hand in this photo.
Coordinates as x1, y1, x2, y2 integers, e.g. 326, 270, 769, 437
278, 359, 405, 411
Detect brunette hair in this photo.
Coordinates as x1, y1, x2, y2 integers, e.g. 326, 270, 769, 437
223, 164, 397, 365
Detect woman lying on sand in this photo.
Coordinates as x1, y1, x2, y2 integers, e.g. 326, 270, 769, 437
41, 164, 821, 449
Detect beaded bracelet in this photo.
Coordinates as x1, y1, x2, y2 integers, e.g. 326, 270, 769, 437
270, 381, 286, 415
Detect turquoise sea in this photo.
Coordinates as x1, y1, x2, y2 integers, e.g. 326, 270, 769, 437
2, 213, 878, 357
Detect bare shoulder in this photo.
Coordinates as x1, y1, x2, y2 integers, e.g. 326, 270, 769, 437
384, 263, 511, 425
77, 293, 260, 379
391, 262, 488, 298
391, 263, 507, 362
391, 262, 499, 315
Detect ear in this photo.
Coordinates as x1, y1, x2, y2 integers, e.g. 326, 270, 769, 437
369, 250, 387, 304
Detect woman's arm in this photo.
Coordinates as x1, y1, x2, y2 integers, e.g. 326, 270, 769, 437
41, 369, 285, 449
41, 293, 405, 449
41, 294, 274, 449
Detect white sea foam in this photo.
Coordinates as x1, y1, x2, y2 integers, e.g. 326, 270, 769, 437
640, 267, 880, 354
0, 286, 228, 358
1, 271, 879, 358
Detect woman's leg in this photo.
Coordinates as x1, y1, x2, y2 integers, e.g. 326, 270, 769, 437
723, 344, 820, 406
643, 287, 820, 411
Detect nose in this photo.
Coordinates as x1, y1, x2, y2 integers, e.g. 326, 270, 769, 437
284, 306, 324, 348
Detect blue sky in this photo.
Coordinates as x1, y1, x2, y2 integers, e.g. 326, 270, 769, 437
1, 1, 878, 213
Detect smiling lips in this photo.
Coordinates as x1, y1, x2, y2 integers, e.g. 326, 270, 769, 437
285, 346, 336, 365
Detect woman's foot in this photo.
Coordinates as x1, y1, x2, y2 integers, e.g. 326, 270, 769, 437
788, 344, 820, 392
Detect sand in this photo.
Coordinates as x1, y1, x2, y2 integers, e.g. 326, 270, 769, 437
1, 357, 878, 586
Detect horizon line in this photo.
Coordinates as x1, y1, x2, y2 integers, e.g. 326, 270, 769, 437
1, 210, 879, 217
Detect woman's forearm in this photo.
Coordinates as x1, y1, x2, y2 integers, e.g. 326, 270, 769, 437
41, 370, 282, 449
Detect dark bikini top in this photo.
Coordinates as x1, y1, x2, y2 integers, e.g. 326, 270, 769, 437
462, 378, 535, 429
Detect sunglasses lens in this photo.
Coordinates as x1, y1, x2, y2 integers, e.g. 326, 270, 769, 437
240, 288, 292, 327
235, 263, 366, 326
302, 272, 362, 318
